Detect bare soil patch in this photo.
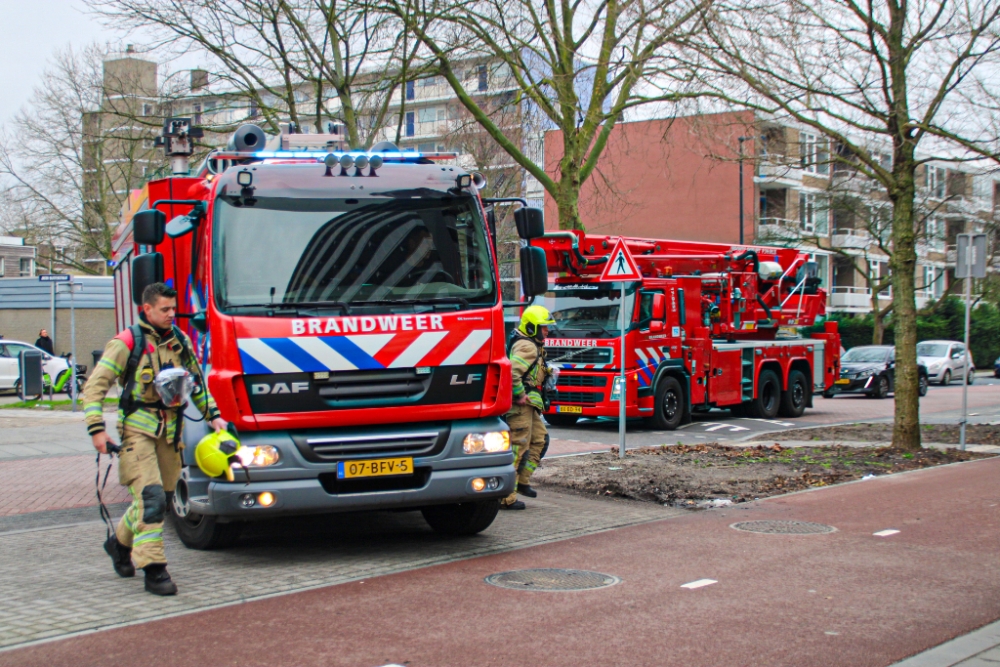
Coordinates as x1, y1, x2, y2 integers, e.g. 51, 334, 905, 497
749, 422, 1000, 446
534, 444, 992, 508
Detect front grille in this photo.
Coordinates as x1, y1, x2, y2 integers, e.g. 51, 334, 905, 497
291, 424, 450, 462
316, 368, 430, 403
557, 375, 608, 388
552, 390, 603, 405
319, 468, 431, 494
546, 347, 613, 365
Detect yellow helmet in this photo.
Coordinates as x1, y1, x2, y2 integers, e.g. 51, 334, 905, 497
518, 305, 556, 337
195, 430, 240, 480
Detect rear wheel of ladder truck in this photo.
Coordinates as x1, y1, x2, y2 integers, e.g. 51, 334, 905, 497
421, 500, 501, 536
650, 375, 685, 430
779, 369, 808, 418
750, 369, 781, 419
170, 478, 242, 550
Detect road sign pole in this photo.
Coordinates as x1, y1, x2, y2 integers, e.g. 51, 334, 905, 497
956, 233, 986, 451
70, 282, 78, 413
960, 259, 970, 450
620, 280, 627, 460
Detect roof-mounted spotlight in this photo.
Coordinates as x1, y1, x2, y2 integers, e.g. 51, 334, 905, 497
354, 155, 369, 176
236, 170, 253, 187
339, 154, 355, 176
457, 174, 472, 189
323, 152, 338, 177
471, 172, 487, 190
368, 154, 383, 176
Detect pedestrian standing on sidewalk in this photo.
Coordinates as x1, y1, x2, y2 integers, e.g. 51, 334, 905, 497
35, 329, 54, 355
501, 306, 555, 511
82, 282, 226, 595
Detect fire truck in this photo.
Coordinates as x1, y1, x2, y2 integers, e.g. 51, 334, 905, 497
111, 119, 543, 548
522, 230, 841, 429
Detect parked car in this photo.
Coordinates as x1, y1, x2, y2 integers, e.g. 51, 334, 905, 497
823, 345, 929, 399
994, 355, 1000, 379
916, 340, 975, 385
0, 340, 83, 395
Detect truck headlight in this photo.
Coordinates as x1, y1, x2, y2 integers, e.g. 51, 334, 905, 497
463, 431, 510, 454
234, 445, 281, 467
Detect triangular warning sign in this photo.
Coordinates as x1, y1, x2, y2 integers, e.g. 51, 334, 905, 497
599, 238, 642, 281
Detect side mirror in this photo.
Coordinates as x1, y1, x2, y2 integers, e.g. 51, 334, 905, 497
131, 253, 164, 305
191, 311, 208, 334
519, 246, 548, 297
166, 214, 196, 239
649, 320, 664, 333
652, 293, 666, 320
133, 210, 165, 246
514, 207, 544, 240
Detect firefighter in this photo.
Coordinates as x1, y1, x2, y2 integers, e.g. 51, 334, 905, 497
84, 282, 226, 595
501, 305, 555, 510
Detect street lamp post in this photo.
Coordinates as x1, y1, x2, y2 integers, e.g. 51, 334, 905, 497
738, 136, 750, 246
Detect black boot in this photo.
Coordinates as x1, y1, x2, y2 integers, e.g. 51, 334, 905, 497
143, 564, 178, 596
517, 485, 538, 498
104, 535, 135, 578
500, 500, 526, 510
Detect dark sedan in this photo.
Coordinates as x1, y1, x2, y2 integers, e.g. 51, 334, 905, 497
824, 345, 929, 399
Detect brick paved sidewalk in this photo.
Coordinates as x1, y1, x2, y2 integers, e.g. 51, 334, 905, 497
0, 455, 129, 516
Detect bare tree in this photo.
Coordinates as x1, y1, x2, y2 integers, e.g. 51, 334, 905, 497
87, 0, 423, 148
379, 0, 710, 230
0, 44, 160, 274
682, 0, 1000, 449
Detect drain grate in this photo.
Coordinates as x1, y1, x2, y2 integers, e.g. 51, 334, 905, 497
485, 568, 621, 591
730, 520, 837, 535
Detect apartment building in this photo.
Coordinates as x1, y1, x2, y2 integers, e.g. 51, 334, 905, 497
0, 237, 36, 279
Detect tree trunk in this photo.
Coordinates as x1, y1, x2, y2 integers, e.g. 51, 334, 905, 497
555, 152, 583, 231
889, 173, 921, 451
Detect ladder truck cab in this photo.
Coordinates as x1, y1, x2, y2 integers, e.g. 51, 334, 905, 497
522, 229, 841, 429
110, 119, 540, 548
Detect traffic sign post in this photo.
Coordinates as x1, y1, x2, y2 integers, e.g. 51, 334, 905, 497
956, 234, 987, 450
599, 239, 642, 460
57, 281, 83, 412
39, 275, 69, 355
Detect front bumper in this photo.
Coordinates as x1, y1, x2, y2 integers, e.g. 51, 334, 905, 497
830, 376, 877, 394
181, 417, 515, 519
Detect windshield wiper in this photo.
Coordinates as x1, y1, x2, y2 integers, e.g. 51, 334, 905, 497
350, 296, 471, 309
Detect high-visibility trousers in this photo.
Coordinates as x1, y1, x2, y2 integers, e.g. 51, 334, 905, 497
115, 430, 181, 569
503, 403, 547, 505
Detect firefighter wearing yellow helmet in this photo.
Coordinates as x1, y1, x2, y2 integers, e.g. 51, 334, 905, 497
501, 305, 555, 510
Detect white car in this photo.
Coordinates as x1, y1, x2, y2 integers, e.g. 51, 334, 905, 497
916, 340, 975, 385
0, 340, 74, 394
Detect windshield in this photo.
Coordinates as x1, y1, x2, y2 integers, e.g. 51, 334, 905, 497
842, 347, 890, 363
917, 343, 949, 358
213, 196, 496, 311
541, 285, 636, 339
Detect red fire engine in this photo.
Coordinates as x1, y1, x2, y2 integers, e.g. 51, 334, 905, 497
522, 230, 841, 429
110, 119, 544, 548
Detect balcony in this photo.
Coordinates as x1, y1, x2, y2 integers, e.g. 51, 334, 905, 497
755, 159, 802, 189
831, 228, 874, 250
915, 290, 933, 310
758, 218, 806, 243
830, 286, 872, 311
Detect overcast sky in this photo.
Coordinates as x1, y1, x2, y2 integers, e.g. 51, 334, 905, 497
0, 0, 116, 125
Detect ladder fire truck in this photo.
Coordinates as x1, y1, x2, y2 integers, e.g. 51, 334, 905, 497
521, 230, 841, 429
110, 119, 548, 548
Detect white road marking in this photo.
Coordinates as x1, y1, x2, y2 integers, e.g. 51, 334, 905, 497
744, 418, 796, 426
680, 579, 717, 589
703, 423, 750, 432
873, 529, 900, 537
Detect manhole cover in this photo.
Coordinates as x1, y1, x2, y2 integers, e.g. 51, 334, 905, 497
484, 568, 621, 591
730, 520, 837, 534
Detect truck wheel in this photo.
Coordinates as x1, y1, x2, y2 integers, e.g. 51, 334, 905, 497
750, 369, 781, 419
651, 376, 684, 430
170, 484, 242, 550
545, 414, 579, 427
779, 370, 808, 418
421, 500, 500, 536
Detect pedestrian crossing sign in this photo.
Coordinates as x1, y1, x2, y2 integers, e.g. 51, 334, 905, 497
599, 238, 642, 281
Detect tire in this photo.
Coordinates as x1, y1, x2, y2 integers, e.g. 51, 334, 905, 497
941, 369, 951, 386
421, 499, 500, 536
650, 376, 685, 430
750, 369, 781, 419
918, 374, 929, 397
779, 369, 808, 418
545, 413, 579, 427
170, 481, 242, 550
870, 374, 889, 399
967, 369, 975, 385
822, 389, 835, 399
729, 402, 749, 418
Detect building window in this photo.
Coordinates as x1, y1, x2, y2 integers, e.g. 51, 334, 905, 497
926, 166, 946, 199
477, 65, 488, 92
406, 80, 415, 101
798, 192, 828, 234
193, 103, 202, 126
800, 133, 829, 174
405, 111, 415, 137
249, 99, 259, 118
142, 103, 154, 116
869, 259, 890, 296
0, 257, 4, 277
19, 257, 34, 277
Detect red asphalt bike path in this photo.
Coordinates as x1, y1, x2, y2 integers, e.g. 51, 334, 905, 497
4, 456, 998, 667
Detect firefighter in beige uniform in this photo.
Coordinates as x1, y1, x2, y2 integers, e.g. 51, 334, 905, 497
501, 306, 555, 510
84, 283, 226, 596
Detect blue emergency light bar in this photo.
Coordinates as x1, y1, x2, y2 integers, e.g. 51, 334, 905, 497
210, 149, 458, 162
